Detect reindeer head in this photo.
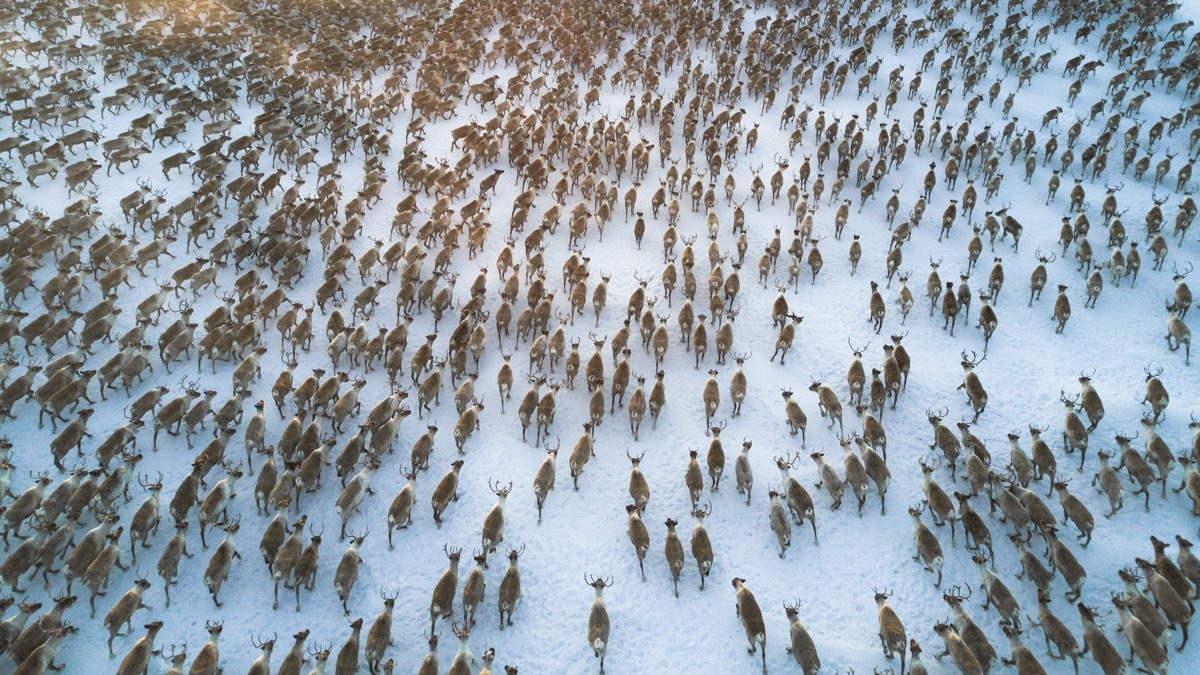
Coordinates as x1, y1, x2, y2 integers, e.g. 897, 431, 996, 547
925, 407, 948, 426
584, 573, 613, 591
960, 350, 985, 370
488, 478, 513, 499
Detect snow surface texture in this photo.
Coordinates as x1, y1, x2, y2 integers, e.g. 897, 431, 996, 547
1, 0, 1200, 672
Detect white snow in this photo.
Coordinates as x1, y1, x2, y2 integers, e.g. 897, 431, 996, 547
1, 0, 1200, 673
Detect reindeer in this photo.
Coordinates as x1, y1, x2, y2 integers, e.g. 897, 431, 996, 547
585, 573, 613, 673
776, 455, 818, 544
957, 351, 988, 421
366, 589, 398, 673
808, 377, 843, 434
874, 588, 907, 673
731, 577, 768, 674
1166, 304, 1192, 365
333, 528, 368, 615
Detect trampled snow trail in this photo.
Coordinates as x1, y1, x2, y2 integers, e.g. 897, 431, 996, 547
2, 0, 1200, 673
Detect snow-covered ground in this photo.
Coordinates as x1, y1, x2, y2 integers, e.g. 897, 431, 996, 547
2, 0, 1200, 672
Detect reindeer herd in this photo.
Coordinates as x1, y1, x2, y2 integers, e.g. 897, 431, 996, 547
0, 0, 1199, 671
